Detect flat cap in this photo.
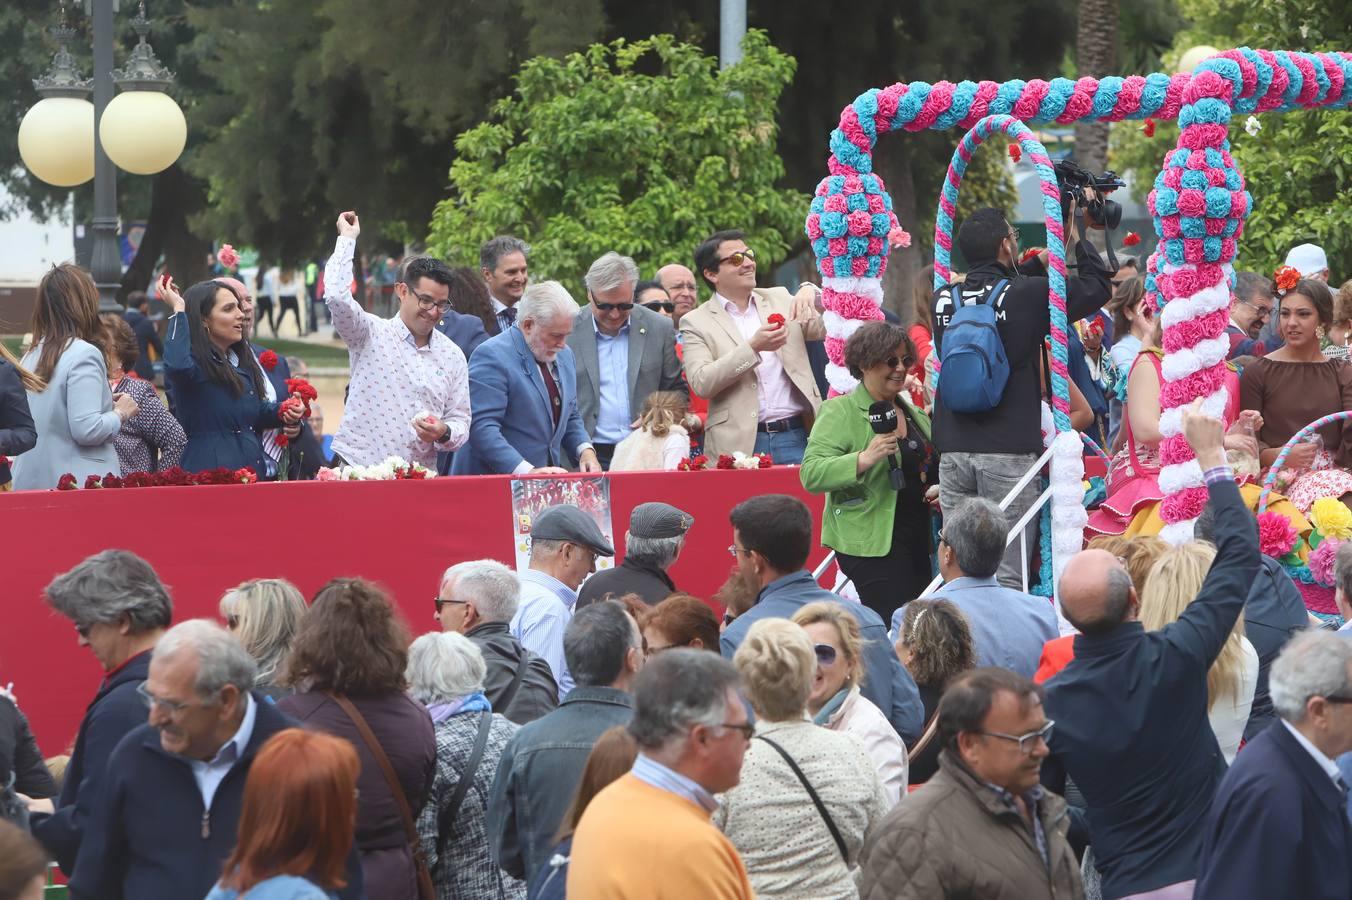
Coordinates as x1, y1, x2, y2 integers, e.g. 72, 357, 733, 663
532, 504, 615, 557
629, 502, 694, 540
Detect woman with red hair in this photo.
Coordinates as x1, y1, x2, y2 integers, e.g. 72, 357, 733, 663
207, 728, 360, 900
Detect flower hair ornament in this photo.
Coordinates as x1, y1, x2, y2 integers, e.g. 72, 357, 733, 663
1273, 265, 1300, 297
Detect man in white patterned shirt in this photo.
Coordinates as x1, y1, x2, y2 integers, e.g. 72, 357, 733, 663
324, 211, 470, 468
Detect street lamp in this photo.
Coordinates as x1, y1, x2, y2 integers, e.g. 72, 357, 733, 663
17, 0, 187, 311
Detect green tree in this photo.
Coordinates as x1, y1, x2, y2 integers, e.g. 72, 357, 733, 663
426, 30, 804, 300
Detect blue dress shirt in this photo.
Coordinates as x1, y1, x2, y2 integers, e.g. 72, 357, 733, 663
593, 318, 631, 444
188, 692, 256, 811
512, 569, 578, 700
631, 753, 718, 813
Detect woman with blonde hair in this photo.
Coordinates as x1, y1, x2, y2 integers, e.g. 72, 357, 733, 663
12, 264, 138, 489
791, 602, 907, 807
717, 618, 887, 899
219, 579, 308, 700
0, 342, 40, 489
1140, 541, 1259, 763
895, 599, 976, 784
608, 390, 689, 471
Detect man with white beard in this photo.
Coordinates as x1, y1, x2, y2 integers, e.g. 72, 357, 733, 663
452, 281, 602, 475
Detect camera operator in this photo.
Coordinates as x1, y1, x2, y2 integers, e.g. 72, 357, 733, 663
931, 194, 1113, 590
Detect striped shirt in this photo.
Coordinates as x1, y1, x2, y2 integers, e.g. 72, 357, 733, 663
632, 753, 717, 813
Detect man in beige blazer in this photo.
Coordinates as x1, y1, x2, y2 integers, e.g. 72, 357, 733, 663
678, 229, 824, 462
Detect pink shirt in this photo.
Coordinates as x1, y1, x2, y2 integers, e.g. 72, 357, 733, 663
718, 293, 807, 423
325, 236, 470, 468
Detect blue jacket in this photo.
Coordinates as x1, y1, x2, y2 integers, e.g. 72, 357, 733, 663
900, 575, 1058, 678
164, 313, 282, 473
1242, 556, 1310, 741
32, 650, 152, 874
721, 571, 924, 743
1196, 721, 1352, 900
1042, 479, 1258, 898
435, 308, 489, 361
451, 327, 590, 475
124, 308, 164, 381
487, 686, 633, 886
0, 357, 36, 485
69, 695, 365, 900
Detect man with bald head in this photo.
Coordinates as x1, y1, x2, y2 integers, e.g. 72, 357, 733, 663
656, 263, 699, 329
1042, 402, 1259, 900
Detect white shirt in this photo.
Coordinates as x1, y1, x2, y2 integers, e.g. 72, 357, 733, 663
716, 292, 807, 423
189, 692, 256, 811
491, 295, 517, 332
511, 569, 577, 700
1282, 719, 1343, 786
324, 235, 470, 467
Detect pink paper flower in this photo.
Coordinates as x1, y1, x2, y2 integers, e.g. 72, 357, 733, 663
1308, 537, 1344, 586
1257, 511, 1299, 559
217, 244, 239, 269
887, 226, 912, 249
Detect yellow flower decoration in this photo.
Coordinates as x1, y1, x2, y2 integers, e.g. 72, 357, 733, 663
1310, 497, 1352, 540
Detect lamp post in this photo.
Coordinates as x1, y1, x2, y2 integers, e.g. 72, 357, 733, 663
18, 0, 187, 312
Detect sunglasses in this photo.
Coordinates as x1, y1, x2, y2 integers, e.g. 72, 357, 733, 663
886, 355, 916, 370
643, 301, 675, 313
594, 302, 634, 312
718, 249, 757, 267
814, 643, 838, 666
434, 596, 466, 613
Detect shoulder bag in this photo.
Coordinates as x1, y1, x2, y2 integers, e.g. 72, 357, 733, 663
755, 733, 848, 861
327, 692, 436, 900
435, 710, 493, 847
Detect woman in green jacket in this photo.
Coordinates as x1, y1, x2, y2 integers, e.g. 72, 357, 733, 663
801, 322, 935, 625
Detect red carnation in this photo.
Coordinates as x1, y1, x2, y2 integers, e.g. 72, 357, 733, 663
124, 472, 151, 488
0, 456, 9, 467
84, 474, 103, 489
1142, 118, 1156, 137
757, 453, 773, 468
1122, 231, 1141, 247
1008, 143, 1021, 163
1274, 265, 1301, 292
234, 468, 258, 484
56, 473, 78, 490
275, 434, 290, 448
677, 458, 693, 471
102, 473, 124, 489
716, 454, 736, 470
767, 313, 786, 329
258, 349, 279, 371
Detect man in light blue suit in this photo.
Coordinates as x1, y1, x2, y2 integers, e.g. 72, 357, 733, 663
451, 281, 601, 475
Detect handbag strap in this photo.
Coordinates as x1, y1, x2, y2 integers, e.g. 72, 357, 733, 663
755, 734, 848, 861
326, 692, 432, 891
908, 713, 941, 761
436, 710, 494, 843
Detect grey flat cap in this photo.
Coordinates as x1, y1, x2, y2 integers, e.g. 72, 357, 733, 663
533, 504, 615, 556
629, 502, 694, 539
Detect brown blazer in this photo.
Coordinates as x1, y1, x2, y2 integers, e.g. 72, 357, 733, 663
678, 285, 825, 457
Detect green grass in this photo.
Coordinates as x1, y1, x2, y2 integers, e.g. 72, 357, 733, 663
3, 335, 350, 370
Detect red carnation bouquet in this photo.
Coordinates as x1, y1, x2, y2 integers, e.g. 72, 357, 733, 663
58, 468, 258, 490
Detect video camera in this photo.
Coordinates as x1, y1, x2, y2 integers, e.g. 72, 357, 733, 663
1054, 159, 1126, 230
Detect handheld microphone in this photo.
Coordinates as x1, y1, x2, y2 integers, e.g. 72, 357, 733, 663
867, 401, 906, 491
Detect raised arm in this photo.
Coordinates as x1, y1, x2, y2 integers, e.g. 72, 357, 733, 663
1164, 402, 1259, 669
325, 212, 374, 351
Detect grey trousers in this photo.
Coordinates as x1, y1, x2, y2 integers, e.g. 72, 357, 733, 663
938, 450, 1041, 591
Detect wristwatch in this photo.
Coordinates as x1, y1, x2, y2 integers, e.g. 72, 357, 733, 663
435, 426, 452, 445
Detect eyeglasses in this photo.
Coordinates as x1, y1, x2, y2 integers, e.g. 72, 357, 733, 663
977, 720, 1055, 755
937, 529, 947, 546
136, 682, 217, 716
717, 721, 755, 741
813, 643, 838, 666
718, 248, 757, 267
643, 301, 675, 313
434, 596, 466, 613
1007, 228, 1020, 242
1240, 298, 1273, 319
1321, 695, 1352, 705
594, 302, 634, 312
645, 642, 680, 657
409, 288, 451, 313
885, 354, 916, 370
74, 622, 90, 639
728, 544, 751, 558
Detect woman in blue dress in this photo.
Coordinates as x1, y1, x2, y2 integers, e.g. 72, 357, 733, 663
159, 275, 301, 473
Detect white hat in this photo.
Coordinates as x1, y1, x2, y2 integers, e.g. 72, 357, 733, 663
1284, 243, 1329, 277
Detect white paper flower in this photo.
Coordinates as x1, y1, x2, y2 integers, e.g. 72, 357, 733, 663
1244, 116, 1262, 137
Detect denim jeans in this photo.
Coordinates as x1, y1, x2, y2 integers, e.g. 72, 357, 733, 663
938, 450, 1041, 591
753, 426, 807, 465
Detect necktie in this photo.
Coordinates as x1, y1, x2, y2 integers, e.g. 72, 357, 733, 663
537, 360, 562, 426
500, 306, 517, 329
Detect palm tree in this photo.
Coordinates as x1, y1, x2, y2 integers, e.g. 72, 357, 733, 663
1073, 0, 1119, 175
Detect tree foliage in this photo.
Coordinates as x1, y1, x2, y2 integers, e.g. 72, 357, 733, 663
427, 30, 804, 299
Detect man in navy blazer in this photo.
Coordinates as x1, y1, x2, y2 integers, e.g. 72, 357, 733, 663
451, 281, 601, 475
436, 306, 489, 360
1042, 408, 1259, 899
1195, 630, 1352, 900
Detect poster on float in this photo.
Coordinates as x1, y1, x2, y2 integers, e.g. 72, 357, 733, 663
509, 476, 615, 575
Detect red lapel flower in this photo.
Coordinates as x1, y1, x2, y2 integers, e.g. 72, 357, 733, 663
258, 349, 279, 371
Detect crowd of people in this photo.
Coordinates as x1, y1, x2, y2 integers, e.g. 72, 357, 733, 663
3, 196, 1352, 900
